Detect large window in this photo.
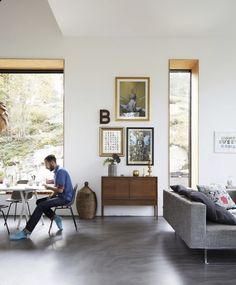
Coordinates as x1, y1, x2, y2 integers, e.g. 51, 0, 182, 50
0, 59, 64, 183
169, 60, 199, 188
169, 71, 191, 186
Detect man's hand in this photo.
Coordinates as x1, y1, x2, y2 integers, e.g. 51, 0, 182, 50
43, 183, 50, 190
43, 183, 63, 193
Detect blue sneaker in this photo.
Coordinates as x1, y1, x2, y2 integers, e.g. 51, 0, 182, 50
10, 230, 29, 241
54, 215, 63, 230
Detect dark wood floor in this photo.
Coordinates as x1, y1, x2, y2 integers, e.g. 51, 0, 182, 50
0, 216, 236, 285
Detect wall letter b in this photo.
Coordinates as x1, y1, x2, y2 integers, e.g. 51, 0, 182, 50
100, 109, 110, 124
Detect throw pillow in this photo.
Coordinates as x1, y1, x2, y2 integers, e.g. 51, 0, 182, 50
170, 185, 193, 196
197, 184, 236, 209
189, 191, 217, 221
189, 191, 236, 225
214, 205, 236, 225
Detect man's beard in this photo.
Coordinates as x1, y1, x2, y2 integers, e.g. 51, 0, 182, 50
49, 166, 55, 171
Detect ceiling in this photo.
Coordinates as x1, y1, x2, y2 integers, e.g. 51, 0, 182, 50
48, 0, 236, 38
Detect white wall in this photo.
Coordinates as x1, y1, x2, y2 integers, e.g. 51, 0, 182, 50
1, 0, 236, 216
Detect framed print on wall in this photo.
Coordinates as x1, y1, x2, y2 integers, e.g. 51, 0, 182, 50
127, 127, 154, 165
115, 77, 150, 121
99, 127, 124, 157
214, 132, 236, 153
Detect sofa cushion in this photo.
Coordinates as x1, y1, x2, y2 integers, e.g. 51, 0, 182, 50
170, 185, 193, 196
189, 191, 236, 225
197, 184, 236, 209
170, 185, 236, 224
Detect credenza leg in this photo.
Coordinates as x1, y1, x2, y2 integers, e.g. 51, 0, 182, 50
154, 205, 158, 219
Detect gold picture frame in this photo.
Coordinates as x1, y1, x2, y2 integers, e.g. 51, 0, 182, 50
99, 127, 124, 157
115, 77, 150, 121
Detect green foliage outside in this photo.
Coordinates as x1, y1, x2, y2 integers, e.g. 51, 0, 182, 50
0, 73, 63, 177
169, 72, 190, 173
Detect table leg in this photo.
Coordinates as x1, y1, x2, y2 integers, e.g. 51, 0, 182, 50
17, 191, 29, 229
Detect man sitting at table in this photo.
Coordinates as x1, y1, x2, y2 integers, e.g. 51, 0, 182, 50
10, 154, 74, 240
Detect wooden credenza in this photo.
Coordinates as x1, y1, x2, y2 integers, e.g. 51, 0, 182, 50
101, 176, 158, 217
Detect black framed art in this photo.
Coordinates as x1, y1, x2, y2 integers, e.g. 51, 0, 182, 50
126, 127, 154, 165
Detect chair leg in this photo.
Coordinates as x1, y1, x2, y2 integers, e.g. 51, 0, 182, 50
48, 208, 57, 235
27, 202, 31, 216
48, 219, 53, 235
1, 209, 10, 234
14, 203, 18, 221
69, 207, 78, 231
48, 207, 78, 233
5, 202, 13, 223
204, 249, 209, 264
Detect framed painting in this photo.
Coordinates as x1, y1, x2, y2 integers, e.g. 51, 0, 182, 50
115, 77, 150, 121
127, 127, 154, 165
99, 127, 124, 157
214, 132, 236, 153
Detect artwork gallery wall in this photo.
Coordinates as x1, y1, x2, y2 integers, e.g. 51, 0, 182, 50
1, 0, 236, 216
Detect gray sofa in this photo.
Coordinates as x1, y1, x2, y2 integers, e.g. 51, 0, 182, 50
163, 189, 236, 264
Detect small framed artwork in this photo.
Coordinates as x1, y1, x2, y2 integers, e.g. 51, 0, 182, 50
99, 127, 124, 157
214, 132, 236, 153
115, 77, 150, 121
127, 127, 154, 165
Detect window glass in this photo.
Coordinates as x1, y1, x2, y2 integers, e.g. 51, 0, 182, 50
0, 73, 63, 183
169, 71, 191, 187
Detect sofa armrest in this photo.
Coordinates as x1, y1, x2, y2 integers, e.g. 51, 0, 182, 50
163, 190, 206, 248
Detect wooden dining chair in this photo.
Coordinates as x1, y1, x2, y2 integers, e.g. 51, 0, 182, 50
48, 183, 78, 234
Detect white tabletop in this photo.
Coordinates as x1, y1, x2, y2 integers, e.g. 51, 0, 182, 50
0, 184, 49, 192
0, 184, 51, 228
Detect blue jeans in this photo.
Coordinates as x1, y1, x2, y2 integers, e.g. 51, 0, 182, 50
25, 196, 68, 233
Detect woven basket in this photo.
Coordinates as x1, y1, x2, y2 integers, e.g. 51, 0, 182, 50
76, 182, 97, 219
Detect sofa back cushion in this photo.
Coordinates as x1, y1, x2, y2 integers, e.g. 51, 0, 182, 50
170, 185, 236, 225
197, 184, 236, 209
189, 191, 236, 225
170, 185, 193, 196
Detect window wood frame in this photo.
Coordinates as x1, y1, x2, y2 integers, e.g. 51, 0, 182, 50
168, 59, 199, 188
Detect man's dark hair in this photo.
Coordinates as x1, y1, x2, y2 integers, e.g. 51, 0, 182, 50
44, 154, 57, 163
